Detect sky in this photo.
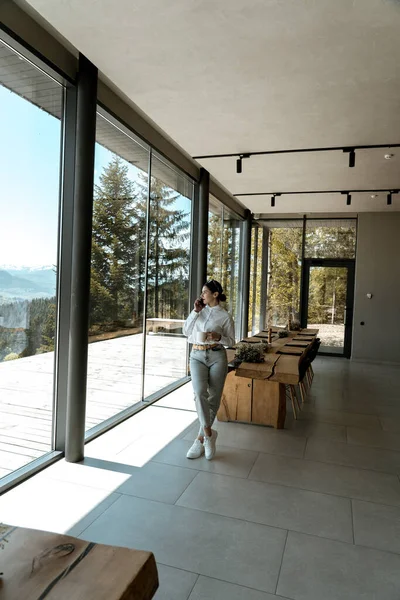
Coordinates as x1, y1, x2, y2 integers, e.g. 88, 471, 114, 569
0, 84, 116, 268
0, 36, 195, 269
0, 82, 192, 269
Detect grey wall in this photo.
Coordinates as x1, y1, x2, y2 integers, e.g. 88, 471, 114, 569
352, 212, 400, 364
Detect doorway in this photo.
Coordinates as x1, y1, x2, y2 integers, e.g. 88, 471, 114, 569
301, 259, 355, 357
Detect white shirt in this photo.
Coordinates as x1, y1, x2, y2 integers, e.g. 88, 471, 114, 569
183, 304, 236, 347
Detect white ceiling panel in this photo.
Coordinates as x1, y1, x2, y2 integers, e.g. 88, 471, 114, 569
20, 0, 400, 212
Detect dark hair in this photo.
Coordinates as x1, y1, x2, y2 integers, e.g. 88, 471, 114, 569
205, 279, 226, 302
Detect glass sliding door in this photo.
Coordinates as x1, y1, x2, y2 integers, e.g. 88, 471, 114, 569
143, 154, 193, 398
0, 38, 64, 479
86, 111, 150, 430
302, 259, 355, 357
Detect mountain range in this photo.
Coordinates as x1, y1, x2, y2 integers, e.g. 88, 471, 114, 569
0, 266, 56, 301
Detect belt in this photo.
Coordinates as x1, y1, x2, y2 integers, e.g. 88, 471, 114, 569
192, 343, 220, 350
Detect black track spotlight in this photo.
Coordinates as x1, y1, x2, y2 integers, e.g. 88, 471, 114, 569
236, 153, 250, 174
343, 148, 356, 168
271, 195, 275, 207
346, 193, 352, 206
387, 192, 392, 206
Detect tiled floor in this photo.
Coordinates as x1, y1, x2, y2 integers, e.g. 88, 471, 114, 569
1, 356, 400, 599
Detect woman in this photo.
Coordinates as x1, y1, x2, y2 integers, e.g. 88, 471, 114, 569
183, 279, 235, 460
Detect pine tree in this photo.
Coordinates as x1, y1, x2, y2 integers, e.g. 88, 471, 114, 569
90, 156, 143, 326
135, 172, 190, 320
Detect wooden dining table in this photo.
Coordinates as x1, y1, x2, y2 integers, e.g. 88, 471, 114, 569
0, 525, 158, 600
217, 328, 318, 429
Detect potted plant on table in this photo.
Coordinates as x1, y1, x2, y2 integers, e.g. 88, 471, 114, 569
235, 342, 268, 363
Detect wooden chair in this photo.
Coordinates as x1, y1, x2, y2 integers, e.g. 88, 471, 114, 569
287, 338, 321, 413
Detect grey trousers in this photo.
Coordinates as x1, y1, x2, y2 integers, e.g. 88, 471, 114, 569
190, 347, 228, 437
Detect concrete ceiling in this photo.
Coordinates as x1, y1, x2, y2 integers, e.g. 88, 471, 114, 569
21, 0, 400, 213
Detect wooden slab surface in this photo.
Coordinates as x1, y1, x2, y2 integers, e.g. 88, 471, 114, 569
276, 348, 304, 356
235, 354, 280, 380
0, 525, 158, 600
268, 356, 303, 384
224, 329, 318, 385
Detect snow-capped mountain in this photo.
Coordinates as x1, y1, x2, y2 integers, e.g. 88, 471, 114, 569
0, 266, 56, 301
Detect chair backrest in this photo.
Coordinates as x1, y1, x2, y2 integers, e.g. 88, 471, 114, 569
298, 338, 320, 381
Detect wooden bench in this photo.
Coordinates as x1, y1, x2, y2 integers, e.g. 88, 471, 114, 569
0, 525, 158, 599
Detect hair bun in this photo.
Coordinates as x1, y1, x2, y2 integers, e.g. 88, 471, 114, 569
219, 293, 227, 302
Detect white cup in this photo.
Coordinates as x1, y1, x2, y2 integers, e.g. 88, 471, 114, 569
196, 331, 207, 343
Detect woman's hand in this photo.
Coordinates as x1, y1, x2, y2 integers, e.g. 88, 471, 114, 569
206, 331, 222, 342
194, 297, 205, 313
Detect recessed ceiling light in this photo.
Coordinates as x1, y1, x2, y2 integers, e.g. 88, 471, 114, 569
370, 194, 377, 198
384, 153, 394, 160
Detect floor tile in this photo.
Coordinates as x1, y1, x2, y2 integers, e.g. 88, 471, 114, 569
299, 408, 381, 429
115, 462, 198, 503
152, 438, 258, 478
285, 419, 347, 441
347, 427, 400, 452
80, 495, 287, 593
188, 575, 284, 600
155, 564, 198, 600
305, 437, 400, 474
185, 421, 306, 458
277, 531, 400, 600
249, 452, 400, 506
380, 416, 400, 433
0, 476, 120, 537
177, 471, 352, 542
353, 499, 400, 555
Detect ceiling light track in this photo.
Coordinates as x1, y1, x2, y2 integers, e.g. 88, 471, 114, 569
193, 143, 400, 164
234, 188, 400, 197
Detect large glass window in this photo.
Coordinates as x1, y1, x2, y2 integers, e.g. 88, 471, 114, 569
207, 197, 223, 281
305, 219, 357, 259
207, 197, 242, 341
87, 115, 195, 430
265, 221, 303, 327
249, 225, 264, 335
222, 210, 241, 339
144, 155, 193, 398
0, 38, 64, 479
86, 112, 150, 430
265, 218, 357, 332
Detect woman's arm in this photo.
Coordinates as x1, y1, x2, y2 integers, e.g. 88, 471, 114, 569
183, 310, 200, 337
219, 314, 236, 347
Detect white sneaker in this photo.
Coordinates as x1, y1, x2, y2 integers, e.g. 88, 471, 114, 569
204, 430, 218, 460
186, 438, 204, 459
